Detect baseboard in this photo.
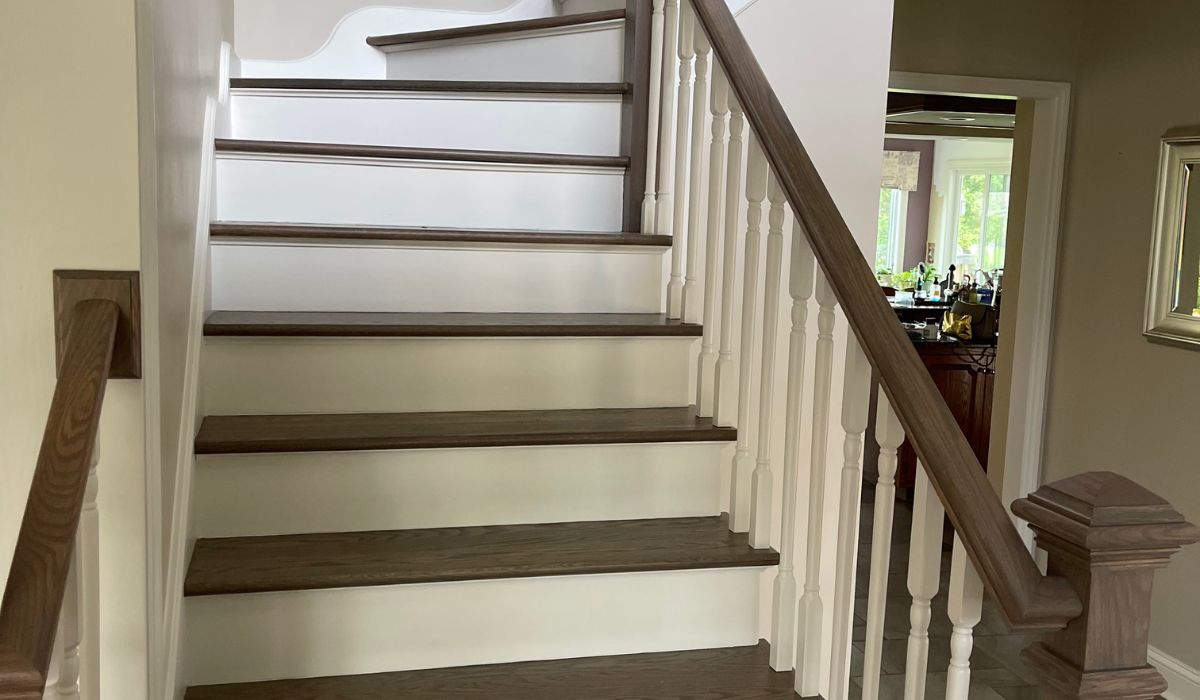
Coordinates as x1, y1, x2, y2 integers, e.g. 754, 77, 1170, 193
1152, 646, 1200, 700
161, 80, 222, 700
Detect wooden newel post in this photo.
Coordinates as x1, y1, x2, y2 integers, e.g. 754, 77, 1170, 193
1012, 471, 1200, 700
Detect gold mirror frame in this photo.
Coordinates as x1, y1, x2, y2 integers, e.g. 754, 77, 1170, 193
1144, 127, 1200, 349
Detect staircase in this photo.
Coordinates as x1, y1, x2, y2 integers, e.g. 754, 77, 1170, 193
182, 4, 786, 697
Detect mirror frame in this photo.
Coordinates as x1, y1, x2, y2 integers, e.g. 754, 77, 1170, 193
1144, 127, 1200, 349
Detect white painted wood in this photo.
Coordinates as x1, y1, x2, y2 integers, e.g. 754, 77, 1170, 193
1150, 645, 1200, 700
383, 22, 624, 83
654, 0, 681, 240
729, 139, 768, 534
215, 155, 624, 232
231, 90, 623, 155
748, 175, 784, 549
828, 337, 872, 700
202, 337, 692, 415
195, 443, 727, 537
712, 99, 744, 429
210, 242, 664, 314
945, 535, 984, 700
679, 26, 709, 324
861, 392, 906, 700
795, 271, 838, 697
665, 1, 694, 319
768, 219, 814, 671
77, 454, 99, 699
185, 568, 764, 685
905, 466, 946, 700
695, 66, 728, 418
641, 0, 667, 230
54, 556, 80, 700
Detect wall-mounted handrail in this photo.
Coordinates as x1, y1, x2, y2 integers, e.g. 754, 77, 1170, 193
688, 0, 1082, 631
0, 298, 121, 698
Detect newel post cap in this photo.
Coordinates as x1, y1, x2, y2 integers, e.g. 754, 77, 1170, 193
1012, 471, 1200, 558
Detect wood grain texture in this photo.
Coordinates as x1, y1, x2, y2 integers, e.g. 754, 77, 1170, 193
209, 221, 671, 247
195, 406, 735, 455
367, 9, 627, 48
690, 0, 1080, 632
0, 300, 119, 699
52, 270, 140, 379
214, 139, 630, 169
230, 78, 631, 95
621, 0, 653, 232
204, 311, 703, 337
184, 641, 799, 699
184, 515, 778, 596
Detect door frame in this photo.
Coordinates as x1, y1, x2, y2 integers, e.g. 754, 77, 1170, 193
889, 72, 1072, 545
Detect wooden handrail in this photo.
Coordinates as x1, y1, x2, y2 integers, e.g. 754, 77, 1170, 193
0, 299, 120, 698
689, 0, 1082, 630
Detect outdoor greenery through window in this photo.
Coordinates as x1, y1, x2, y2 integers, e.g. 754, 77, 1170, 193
951, 170, 1011, 273
877, 187, 905, 274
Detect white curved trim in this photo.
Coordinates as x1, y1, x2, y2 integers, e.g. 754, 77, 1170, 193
732, 0, 762, 16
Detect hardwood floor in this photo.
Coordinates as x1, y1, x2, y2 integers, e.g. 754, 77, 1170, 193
195, 406, 735, 455
184, 641, 801, 699
184, 515, 778, 596
203, 311, 703, 337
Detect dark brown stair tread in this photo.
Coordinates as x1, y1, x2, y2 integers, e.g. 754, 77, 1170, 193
209, 222, 671, 247
184, 641, 796, 699
195, 406, 735, 455
230, 78, 631, 94
368, 10, 627, 48
184, 515, 777, 596
204, 311, 702, 338
215, 139, 629, 168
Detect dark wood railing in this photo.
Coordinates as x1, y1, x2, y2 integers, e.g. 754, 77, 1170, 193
0, 272, 139, 700
684, 0, 1199, 697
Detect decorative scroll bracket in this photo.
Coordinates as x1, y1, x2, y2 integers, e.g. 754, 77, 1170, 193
52, 271, 141, 379
1013, 471, 1200, 699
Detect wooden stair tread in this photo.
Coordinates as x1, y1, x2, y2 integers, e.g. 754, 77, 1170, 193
230, 78, 630, 94
204, 311, 702, 338
195, 406, 735, 455
184, 641, 796, 699
368, 9, 627, 49
215, 139, 629, 168
184, 515, 777, 596
209, 221, 671, 247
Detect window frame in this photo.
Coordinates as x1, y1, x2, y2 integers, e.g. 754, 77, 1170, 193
877, 186, 909, 274
941, 158, 1013, 275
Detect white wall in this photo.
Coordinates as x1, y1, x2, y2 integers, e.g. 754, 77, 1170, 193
738, 0, 893, 693
0, 1, 147, 698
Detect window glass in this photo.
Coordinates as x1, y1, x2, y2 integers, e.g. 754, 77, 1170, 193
952, 169, 1011, 274
877, 188, 905, 274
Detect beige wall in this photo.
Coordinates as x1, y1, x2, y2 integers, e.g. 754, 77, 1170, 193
0, 0, 147, 697
894, 0, 1200, 670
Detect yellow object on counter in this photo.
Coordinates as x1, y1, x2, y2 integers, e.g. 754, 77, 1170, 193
941, 313, 974, 340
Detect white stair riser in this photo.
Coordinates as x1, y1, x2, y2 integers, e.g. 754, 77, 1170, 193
383, 23, 624, 83
202, 336, 692, 414
215, 156, 625, 231
184, 568, 763, 685
231, 91, 623, 155
210, 244, 666, 313
194, 443, 728, 537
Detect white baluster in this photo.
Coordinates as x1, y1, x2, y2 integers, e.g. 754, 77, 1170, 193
654, 0, 680, 237
861, 392, 906, 700
769, 220, 815, 670
55, 555, 80, 700
665, 1, 695, 319
905, 466, 946, 700
828, 336, 872, 700
640, 0, 666, 231
795, 271, 837, 697
748, 175, 785, 549
695, 65, 729, 418
945, 535, 984, 700
729, 139, 768, 533
680, 25, 709, 324
713, 99, 744, 429
57, 443, 99, 699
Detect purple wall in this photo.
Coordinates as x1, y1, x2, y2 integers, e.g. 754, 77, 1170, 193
885, 138, 935, 270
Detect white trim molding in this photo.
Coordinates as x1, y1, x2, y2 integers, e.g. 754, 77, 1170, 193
889, 72, 1072, 553
1151, 646, 1200, 700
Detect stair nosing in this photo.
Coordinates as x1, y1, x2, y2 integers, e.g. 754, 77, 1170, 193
209, 222, 672, 247
367, 9, 627, 49
229, 78, 631, 95
214, 139, 629, 169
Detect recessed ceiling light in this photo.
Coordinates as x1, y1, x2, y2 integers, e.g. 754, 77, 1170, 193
940, 116, 977, 123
